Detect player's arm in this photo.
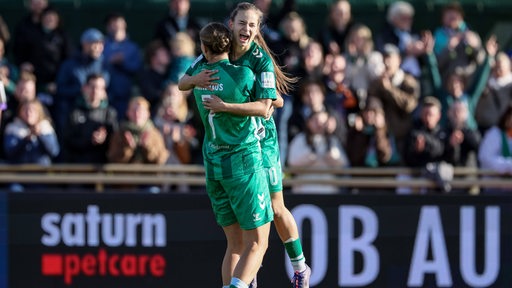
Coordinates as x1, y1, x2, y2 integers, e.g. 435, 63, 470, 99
178, 69, 220, 91
203, 95, 272, 118
273, 92, 284, 108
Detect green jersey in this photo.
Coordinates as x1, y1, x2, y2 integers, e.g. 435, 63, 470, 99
187, 56, 263, 180
232, 42, 282, 190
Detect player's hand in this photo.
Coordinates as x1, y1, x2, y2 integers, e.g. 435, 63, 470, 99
194, 69, 220, 89
202, 95, 226, 112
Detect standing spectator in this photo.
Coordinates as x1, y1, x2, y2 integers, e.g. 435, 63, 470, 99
426, 33, 496, 130
0, 38, 19, 99
167, 32, 196, 84
138, 40, 170, 116
271, 12, 312, 77
3, 99, 59, 192
103, 12, 142, 118
476, 52, 512, 134
317, 0, 354, 55
323, 53, 358, 123
12, 0, 48, 68
55, 28, 110, 137
346, 98, 396, 167
444, 100, 480, 167
253, 0, 296, 42
376, 1, 425, 78
344, 24, 385, 112
153, 83, 197, 165
368, 44, 419, 157
65, 74, 118, 164
24, 6, 71, 112
2, 72, 40, 128
478, 104, 512, 176
153, 0, 204, 51
433, 2, 485, 84
295, 40, 325, 82
287, 110, 349, 194
107, 96, 168, 165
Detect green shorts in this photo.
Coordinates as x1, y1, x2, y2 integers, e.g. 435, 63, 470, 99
206, 169, 273, 230
261, 131, 283, 193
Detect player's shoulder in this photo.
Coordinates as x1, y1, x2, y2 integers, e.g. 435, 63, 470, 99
190, 54, 206, 69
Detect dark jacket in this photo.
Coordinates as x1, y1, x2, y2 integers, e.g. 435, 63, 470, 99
65, 97, 118, 164
404, 120, 449, 167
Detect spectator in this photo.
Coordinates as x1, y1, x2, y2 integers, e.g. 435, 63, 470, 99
478, 104, 512, 176
107, 96, 168, 165
12, 0, 48, 68
0, 15, 10, 45
295, 40, 325, 82
425, 33, 496, 130
153, 83, 197, 165
476, 52, 512, 134
153, 0, 203, 51
317, 0, 354, 55
271, 12, 312, 77
433, 2, 486, 84
368, 44, 419, 157
323, 53, 358, 122
444, 100, 480, 167
253, 0, 296, 42
24, 6, 71, 111
0, 38, 19, 98
404, 96, 452, 193
287, 110, 349, 194
103, 12, 142, 118
167, 32, 196, 84
346, 98, 397, 167
65, 74, 118, 164
55, 28, 110, 137
344, 24, 385, 112
2, 71, 40, 128
3, 99, 59, 192
287, 79, 347, 151
138, 40, 170, 116
376, 1, 425, 78
404, 96, 448, 167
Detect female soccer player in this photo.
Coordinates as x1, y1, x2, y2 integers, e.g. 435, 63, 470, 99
184, 22, 274, 288
180, 3, 311, 288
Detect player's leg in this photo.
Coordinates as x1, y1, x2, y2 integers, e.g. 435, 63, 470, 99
227, 169, 273, 287
222, 223, 243, 286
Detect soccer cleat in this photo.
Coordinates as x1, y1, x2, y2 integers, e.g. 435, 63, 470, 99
248, 275, 257, 288
291, 264, 311, 288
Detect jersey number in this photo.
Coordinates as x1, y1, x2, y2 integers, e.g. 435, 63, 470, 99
203, 95, 217, 139
268, 167, 279, 186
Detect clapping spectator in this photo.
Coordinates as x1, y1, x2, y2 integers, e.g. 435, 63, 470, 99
433, 2, 486, 84
3, 99, 59, 191
288, 110, 349, 194
346, 98, 398, 167
107, 96, 168, 165
65, 74, 118, 164
376, 1, 425, 78
153, 83, 197, 165
368, 44, 419, 157
476, 52, 512, 134
444, 100, 480, 167
103, 12, 142, 117
344, 24, 385, 111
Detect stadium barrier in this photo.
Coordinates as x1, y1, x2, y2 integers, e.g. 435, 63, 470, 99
0, 164, 510, 192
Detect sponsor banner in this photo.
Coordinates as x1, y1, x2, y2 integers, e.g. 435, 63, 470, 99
0, 192, 6, 288
8, 193, 512, 287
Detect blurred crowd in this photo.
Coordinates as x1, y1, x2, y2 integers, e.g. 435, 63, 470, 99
0, 0, 511, 193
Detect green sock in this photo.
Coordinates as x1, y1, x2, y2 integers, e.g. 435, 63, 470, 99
284, 238, 306, 271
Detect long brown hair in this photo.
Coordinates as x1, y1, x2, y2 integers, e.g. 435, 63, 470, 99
229, 2, 298, 95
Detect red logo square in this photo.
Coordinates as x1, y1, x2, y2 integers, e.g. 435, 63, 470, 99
41, 254, 63, 275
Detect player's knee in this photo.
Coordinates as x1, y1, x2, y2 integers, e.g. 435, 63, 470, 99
271, 201, 287, 220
